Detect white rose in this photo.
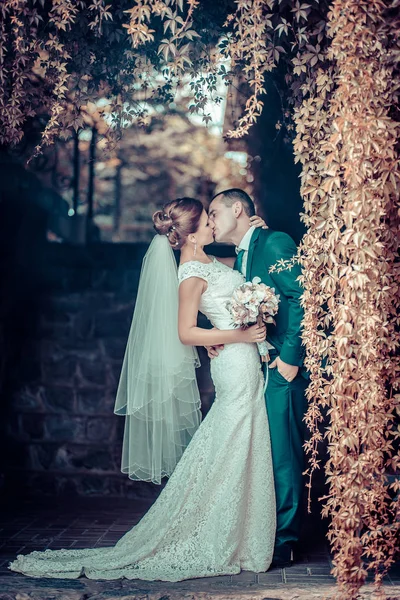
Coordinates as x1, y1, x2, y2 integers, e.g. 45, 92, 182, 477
242, 289, 253, 303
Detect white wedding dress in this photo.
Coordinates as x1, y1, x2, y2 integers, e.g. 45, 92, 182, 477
9, 257, 276, 581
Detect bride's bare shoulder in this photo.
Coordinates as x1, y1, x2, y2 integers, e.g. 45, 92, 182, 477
213, 256, 235, 268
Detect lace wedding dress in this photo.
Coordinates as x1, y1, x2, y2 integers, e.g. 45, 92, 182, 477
9, 257, 276, 581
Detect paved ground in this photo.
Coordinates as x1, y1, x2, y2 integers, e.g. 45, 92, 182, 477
0, 496, 398, 600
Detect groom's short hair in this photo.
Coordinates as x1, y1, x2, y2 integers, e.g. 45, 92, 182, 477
212, 188, 256, 218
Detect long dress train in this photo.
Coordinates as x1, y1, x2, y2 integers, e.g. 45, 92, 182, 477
9, 257, 276, 581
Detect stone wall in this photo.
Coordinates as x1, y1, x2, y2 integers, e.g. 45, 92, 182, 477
2, 243, 215, 498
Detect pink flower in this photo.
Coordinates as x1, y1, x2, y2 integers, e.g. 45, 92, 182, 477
226, 280, 280, 329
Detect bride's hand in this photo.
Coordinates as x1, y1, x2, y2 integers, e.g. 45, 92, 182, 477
249, 215, 268, 229
240, 323, 266, 344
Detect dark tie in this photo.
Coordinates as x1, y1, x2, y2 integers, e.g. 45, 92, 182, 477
235, 249, 245, 275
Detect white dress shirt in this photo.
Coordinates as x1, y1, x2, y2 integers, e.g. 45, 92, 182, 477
235, 226, 255, 278
236, 226, 274, 351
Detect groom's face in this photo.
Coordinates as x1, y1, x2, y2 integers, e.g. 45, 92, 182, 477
208, 199, 237, 243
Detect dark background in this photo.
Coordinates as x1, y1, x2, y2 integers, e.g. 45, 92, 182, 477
0, 80, 318, 508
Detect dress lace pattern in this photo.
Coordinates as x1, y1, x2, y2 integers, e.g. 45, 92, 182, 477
9, 256, 276, 582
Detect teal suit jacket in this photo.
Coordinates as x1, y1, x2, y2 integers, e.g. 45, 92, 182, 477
239, 228, 306, 368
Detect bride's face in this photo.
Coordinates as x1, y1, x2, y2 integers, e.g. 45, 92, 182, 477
207, 198, 236, 243
193, 209, 214, 247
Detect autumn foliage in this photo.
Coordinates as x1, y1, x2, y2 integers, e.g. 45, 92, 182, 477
0, 1, 399, 598
294, 1, 400, 597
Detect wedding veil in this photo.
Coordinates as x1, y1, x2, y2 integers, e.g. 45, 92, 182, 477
114, 234, 202, 484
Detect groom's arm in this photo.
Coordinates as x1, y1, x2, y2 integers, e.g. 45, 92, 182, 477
266, 232, 305, 367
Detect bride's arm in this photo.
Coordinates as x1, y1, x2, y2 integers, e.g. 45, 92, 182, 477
178, 277, 264, 346
178, 277, 241, 346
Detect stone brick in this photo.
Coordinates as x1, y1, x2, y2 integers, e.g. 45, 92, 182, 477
258, 572, 285, 584
91, 269, 124, 292
13, 385, 45, 412
39, 319, 73, 340
51, 445, 74, 470
93, 310, 131, 339
29, 443, 58, 470
79, 475, 111, 496
76, 360, 107, 387
103, 391, 119, 413
102, 338, 127, 362
49, 291, 116, 314
23, 472, 60, 495
108, 364, 123, 393
76, 388, 105, 414
41, 304, 72, 324
68, 446, 116, 472
42, 355, 76, 384
87, 475, 143, 499
44, 415, 87, 442
85, 292, 118, 311
45, 292, 86, 313
115, 416, 125, 440
74, 311, 95, 340
21, 414, 45, 440
47, 444, 116, 474
42, 339, 102, 362
55, 476, 80, 496
86, 417, 116, 443
124, 269, 141, 294
44, 387, 75, 412
64, 268, 93, 292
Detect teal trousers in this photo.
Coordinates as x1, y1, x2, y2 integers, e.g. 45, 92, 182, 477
264, 353, 308, 554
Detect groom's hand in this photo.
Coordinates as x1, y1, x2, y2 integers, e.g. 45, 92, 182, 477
269, 356, 299, 382
205, 345, 224, 359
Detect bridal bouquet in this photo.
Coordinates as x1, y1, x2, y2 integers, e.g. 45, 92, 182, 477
226, 277, 280, 362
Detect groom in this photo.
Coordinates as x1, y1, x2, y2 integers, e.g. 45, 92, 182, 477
207, 188, 308, 568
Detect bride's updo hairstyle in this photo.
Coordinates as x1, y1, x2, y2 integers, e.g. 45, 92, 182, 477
153, 197, 204, 249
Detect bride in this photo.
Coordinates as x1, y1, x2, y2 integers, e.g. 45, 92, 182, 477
9, 197, 276, 581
